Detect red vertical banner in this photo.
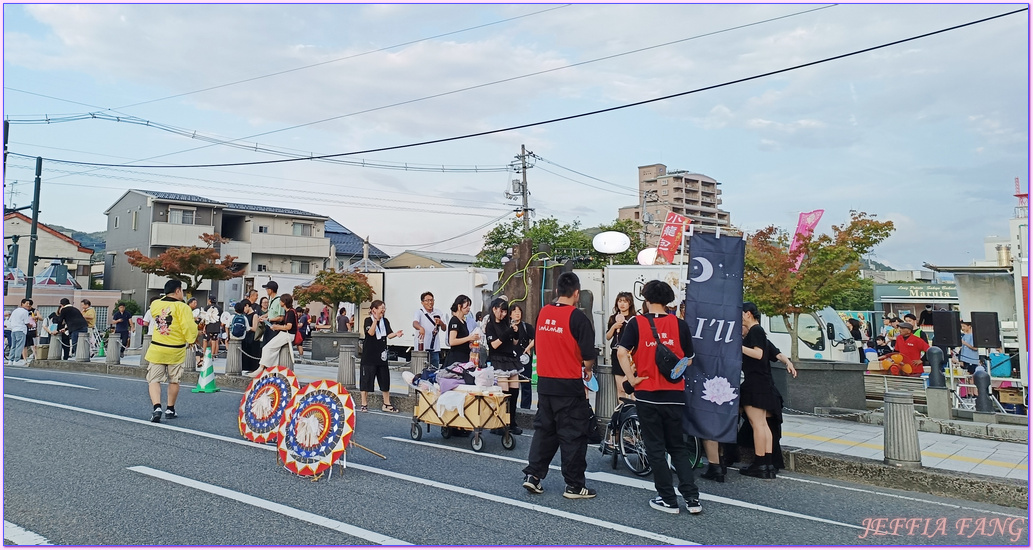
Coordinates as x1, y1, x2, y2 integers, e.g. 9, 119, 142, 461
655, 212, 689, 265
788, 209, 824, 272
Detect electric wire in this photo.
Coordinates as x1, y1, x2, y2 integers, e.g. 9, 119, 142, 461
4, 4, 836, 167
533, 165, 635, 197
532, 155, 636, 192
369, 212, 512, 248
11, 6, 1022, 171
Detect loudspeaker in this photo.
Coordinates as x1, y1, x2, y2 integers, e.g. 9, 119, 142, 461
931, 310, 961, 347
970, 311, 1001, 348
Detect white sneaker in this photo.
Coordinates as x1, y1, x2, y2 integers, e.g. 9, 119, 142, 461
649, 496, 680, 514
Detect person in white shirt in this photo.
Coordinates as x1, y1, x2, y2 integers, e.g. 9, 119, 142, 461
202, 297, 221, 357
7, 299, 33, 364
220, 305, 235, 348
412, 291, 448, 368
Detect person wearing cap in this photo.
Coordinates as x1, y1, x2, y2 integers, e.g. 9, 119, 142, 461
903, 313, 929, 344
260, 281, 285, 345
144, 279, 199, 422
883, 322, 929, 376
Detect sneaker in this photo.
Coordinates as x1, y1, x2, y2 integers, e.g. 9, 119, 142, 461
522, 474, 544, 495
649, 496, 680, 514
164, 408, 177, 419
562, 485, 597, 499
509, 425, 523, 436
150, 408, 163, 423
685, 499, 703, 515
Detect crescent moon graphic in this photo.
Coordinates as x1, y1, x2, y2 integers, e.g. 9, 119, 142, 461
691, 257, 714, 283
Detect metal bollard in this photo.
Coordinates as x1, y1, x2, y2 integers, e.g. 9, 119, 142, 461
410, 350, 427, 376
595, 365, 616, 414
48, 335, 63, 360
183, 345, 196, 372
973, 367, 993, 413
140, 334, 152, 368
225, 338, 242, 376
926, 346, 945, 388
883, 390, 923, 468
276, 344, 294, 369
74, 332, 91, 361
338, 345, 356, 388
106, 333, 120, 365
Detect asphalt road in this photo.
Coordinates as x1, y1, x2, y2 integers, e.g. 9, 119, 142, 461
3, 365, 1028, 546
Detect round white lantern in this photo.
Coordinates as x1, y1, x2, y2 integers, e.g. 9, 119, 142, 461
592, 231, 632, 254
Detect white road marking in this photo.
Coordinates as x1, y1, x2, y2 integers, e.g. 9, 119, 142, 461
345, 462, 698, 545
4, 376, 95, 390
127, 466, 409, 546
3, 520, 53, 545
4, 367, 246, 394
383, 436, 864, 530
5, 394, 693, 545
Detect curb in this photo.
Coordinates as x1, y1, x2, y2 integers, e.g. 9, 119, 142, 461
21, 360, 1029, 509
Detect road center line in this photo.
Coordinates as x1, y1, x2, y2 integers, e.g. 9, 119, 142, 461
4, 376, 96, 390
127, 466, 410, 546
345, 462, 698, 545
3, 520, 53, 545
382, 436, 863, 531
4, 394, 693, 544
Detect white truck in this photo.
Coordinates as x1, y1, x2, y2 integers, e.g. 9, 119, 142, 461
761, 307, 858, 362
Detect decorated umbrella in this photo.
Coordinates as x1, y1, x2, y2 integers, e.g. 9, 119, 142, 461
277, 380, 356, 478
238, 366, 301, 444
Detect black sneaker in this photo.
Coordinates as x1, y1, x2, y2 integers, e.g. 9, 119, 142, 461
649, 496, 680, 514
563, 485, 597, 499
685, 499, 703, 515
164, 408, 177, 419
509, 425, 523, 436
522, 474, 544, 494
150, 408, 162, 423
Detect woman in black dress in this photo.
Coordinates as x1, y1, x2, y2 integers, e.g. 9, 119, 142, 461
847, 318, 866, 363
359, 300, 403, 413
446, 295, 478, 365
739, 302, 782, 480
511, 305, 535, 409
485, 298, 523, 434
605, 292, 635, 401
240, 300, 262, 375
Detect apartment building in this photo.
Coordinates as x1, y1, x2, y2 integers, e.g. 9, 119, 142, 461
103, 190, 341, 306
618, 163, 731, 243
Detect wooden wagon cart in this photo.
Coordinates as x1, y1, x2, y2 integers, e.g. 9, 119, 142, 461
409, 388, 516, 452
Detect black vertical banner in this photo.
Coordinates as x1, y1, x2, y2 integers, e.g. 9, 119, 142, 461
682, 232, 745, 444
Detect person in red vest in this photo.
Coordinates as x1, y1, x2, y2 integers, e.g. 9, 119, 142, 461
521, 272, 598, 499
887, 322, 929, 376
617, 280, 701, 515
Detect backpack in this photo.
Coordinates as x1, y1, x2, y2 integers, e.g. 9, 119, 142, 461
230, 314, 248, 339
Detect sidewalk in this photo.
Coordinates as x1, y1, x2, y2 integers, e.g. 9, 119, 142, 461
33, 352, 1031, 503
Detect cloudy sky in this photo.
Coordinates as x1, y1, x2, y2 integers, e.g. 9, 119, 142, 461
3, 3, 1028, 269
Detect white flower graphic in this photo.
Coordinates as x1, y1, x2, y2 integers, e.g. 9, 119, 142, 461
701, 376, 738, 405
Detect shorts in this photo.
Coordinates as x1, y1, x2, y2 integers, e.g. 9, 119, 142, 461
205, 325, 221, 337
147, 362, 185, 385
962, 362, 980, 375
360, 362, 390, 392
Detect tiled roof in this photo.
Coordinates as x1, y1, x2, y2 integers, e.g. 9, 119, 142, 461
326, 218, 388, 259
224, 202, 326, 219
135, 190, 225, 205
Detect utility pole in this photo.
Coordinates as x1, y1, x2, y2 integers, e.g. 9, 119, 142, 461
640, 189, 658, 244
520, 144, 530, 232
24, 156, 42, 299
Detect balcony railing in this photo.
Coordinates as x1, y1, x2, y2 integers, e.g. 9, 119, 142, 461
150, 222, 216, 248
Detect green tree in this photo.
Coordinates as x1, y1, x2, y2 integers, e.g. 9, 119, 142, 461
292, 269, 375, 332
125, 233, 244, 298
828, 276, 875, 311
744, 211, 894, 361
114, 299, 142, 317
476, 217, 644, 268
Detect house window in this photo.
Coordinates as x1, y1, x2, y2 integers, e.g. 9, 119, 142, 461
169, 208, 195, 225
292, 223, 313, 237
291, 260, 310, 274
661, 179, 668, 186
661, 189, 669, 196
113, 216, 119, 229
257, 226, 269, 234
256, 264, 268, 272
634, 212, 640, 220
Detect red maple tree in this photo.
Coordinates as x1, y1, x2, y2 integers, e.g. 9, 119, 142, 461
125, 233, 244, 297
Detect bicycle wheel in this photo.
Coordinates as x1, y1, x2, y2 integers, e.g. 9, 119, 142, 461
684, 435, 704, 469
618, 416, 652, 476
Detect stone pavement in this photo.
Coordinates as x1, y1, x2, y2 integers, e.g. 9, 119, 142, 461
32, 351, 1031, 508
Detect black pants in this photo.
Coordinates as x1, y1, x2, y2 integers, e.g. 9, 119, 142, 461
636, 401, 699, 504
117, 331, 130, 357
520, 360, 533, 409
522, 394, 592, 489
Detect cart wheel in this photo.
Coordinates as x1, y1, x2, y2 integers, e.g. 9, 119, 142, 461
501, 432, 516, 450
441, 426, 452, 439
410, 422, 422, 441
471, 435, 484, 452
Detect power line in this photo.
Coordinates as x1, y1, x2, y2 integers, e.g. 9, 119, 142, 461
534, 165, 635, 196
114, 5, 572, 110
533, 155, 637, 193
5, 4, 836, 166
9, 7, 1024, 171
370, 212, 512, 249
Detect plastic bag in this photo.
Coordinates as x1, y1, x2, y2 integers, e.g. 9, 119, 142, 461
474, 366, 495, 388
